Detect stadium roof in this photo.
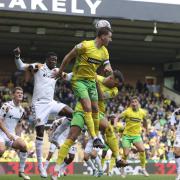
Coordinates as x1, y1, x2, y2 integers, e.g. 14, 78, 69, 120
0, 11, 180, 64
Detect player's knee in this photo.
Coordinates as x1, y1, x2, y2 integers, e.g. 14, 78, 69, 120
59, 106, 73, 118
91, 150, 97, 158
138, 148, 145, 152
20, 144, 28, 152
82, 102, 92, 112
174, 148, 180, 156
84, 153, 90, 161
36, 125, 45, 138
68, 134, 77, 142
68, 127, 81, 141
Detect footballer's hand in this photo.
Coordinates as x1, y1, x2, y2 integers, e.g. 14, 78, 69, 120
13, 47, 21, 57
58, 70, 63, 78
7, 133, 15, 141
51, 68, 60, 79
62, 72, 68, 80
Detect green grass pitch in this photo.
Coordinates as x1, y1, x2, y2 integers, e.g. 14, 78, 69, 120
0, 174, 176, 180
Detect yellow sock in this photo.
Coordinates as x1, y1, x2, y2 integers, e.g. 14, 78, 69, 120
109, 157, 115, 172
139, 151, 146, 168
56, 139, 74, 165
105, 125, 119, 158
101, 158, 105, 167
92, 112, 99, 136
84, 112, 96, 138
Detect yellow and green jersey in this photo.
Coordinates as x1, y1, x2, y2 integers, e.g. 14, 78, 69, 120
74, 75, 118, 114
72, 40, 109, 81
121, 107, 147, 136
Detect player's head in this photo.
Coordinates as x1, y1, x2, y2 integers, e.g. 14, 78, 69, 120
12, 86, 23, 102
130, 96, 140, 110
108, 114, 116, 125
105, 70, 124, 88
96, 27, 112, 46
45, 52, 58, 69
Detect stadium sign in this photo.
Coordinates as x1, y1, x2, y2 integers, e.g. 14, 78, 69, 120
1, 0, 180, 23
0, 0, 102, 15
0, 162, 176, 175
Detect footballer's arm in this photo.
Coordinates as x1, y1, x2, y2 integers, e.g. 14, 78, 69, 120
59, 47, 77, 77
13, 47, 30, 71
0, 117, 15, 141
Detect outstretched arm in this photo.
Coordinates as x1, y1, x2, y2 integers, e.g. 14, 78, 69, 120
58, 47, 77, 77
13, 47, 29, 71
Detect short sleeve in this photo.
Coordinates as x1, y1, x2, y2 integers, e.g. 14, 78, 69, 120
0, 104, 9, 118
75, 41, 87, 55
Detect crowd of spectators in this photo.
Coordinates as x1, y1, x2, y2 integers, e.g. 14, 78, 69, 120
0, 76, 178, 163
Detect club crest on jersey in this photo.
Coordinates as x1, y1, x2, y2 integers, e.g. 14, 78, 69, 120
2, 104, 9, 113
87, 58, 102, 65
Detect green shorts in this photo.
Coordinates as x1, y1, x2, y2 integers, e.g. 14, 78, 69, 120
71, 111, 85, 130
103, 143, 109, 152
122, 135, 143, 148
72, 80, 98, 101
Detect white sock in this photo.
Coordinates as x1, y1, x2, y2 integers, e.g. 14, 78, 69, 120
86, 159, 96, 170
176, 157, 180, 174
58, 162, 68, 176
94, 156, 102, 171
35, 139, 43, 167
116, 156, 121, 161
52, 119, 70, 141
44, 160, 49, 170
54, 164, 61, 172
19, 152, 27, 172
93, 137, 98, 140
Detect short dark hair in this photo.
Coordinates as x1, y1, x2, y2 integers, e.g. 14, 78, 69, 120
130, 96, 139, 102
46, 52, 57, 59
97, 27, 112, 37
12, 87, 23, 94
113, 70, 124, 83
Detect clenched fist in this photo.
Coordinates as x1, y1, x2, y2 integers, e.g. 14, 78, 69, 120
13, 47, 21, 57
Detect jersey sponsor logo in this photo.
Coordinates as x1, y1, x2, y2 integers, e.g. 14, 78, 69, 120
130, 117, 141, 122
87, 57, 102, 65
2, 104, 9, 113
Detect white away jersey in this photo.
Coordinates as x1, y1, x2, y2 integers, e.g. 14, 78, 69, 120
0, 101, 24, 134
170, 108, 180, 136
31, 63, 58, 103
